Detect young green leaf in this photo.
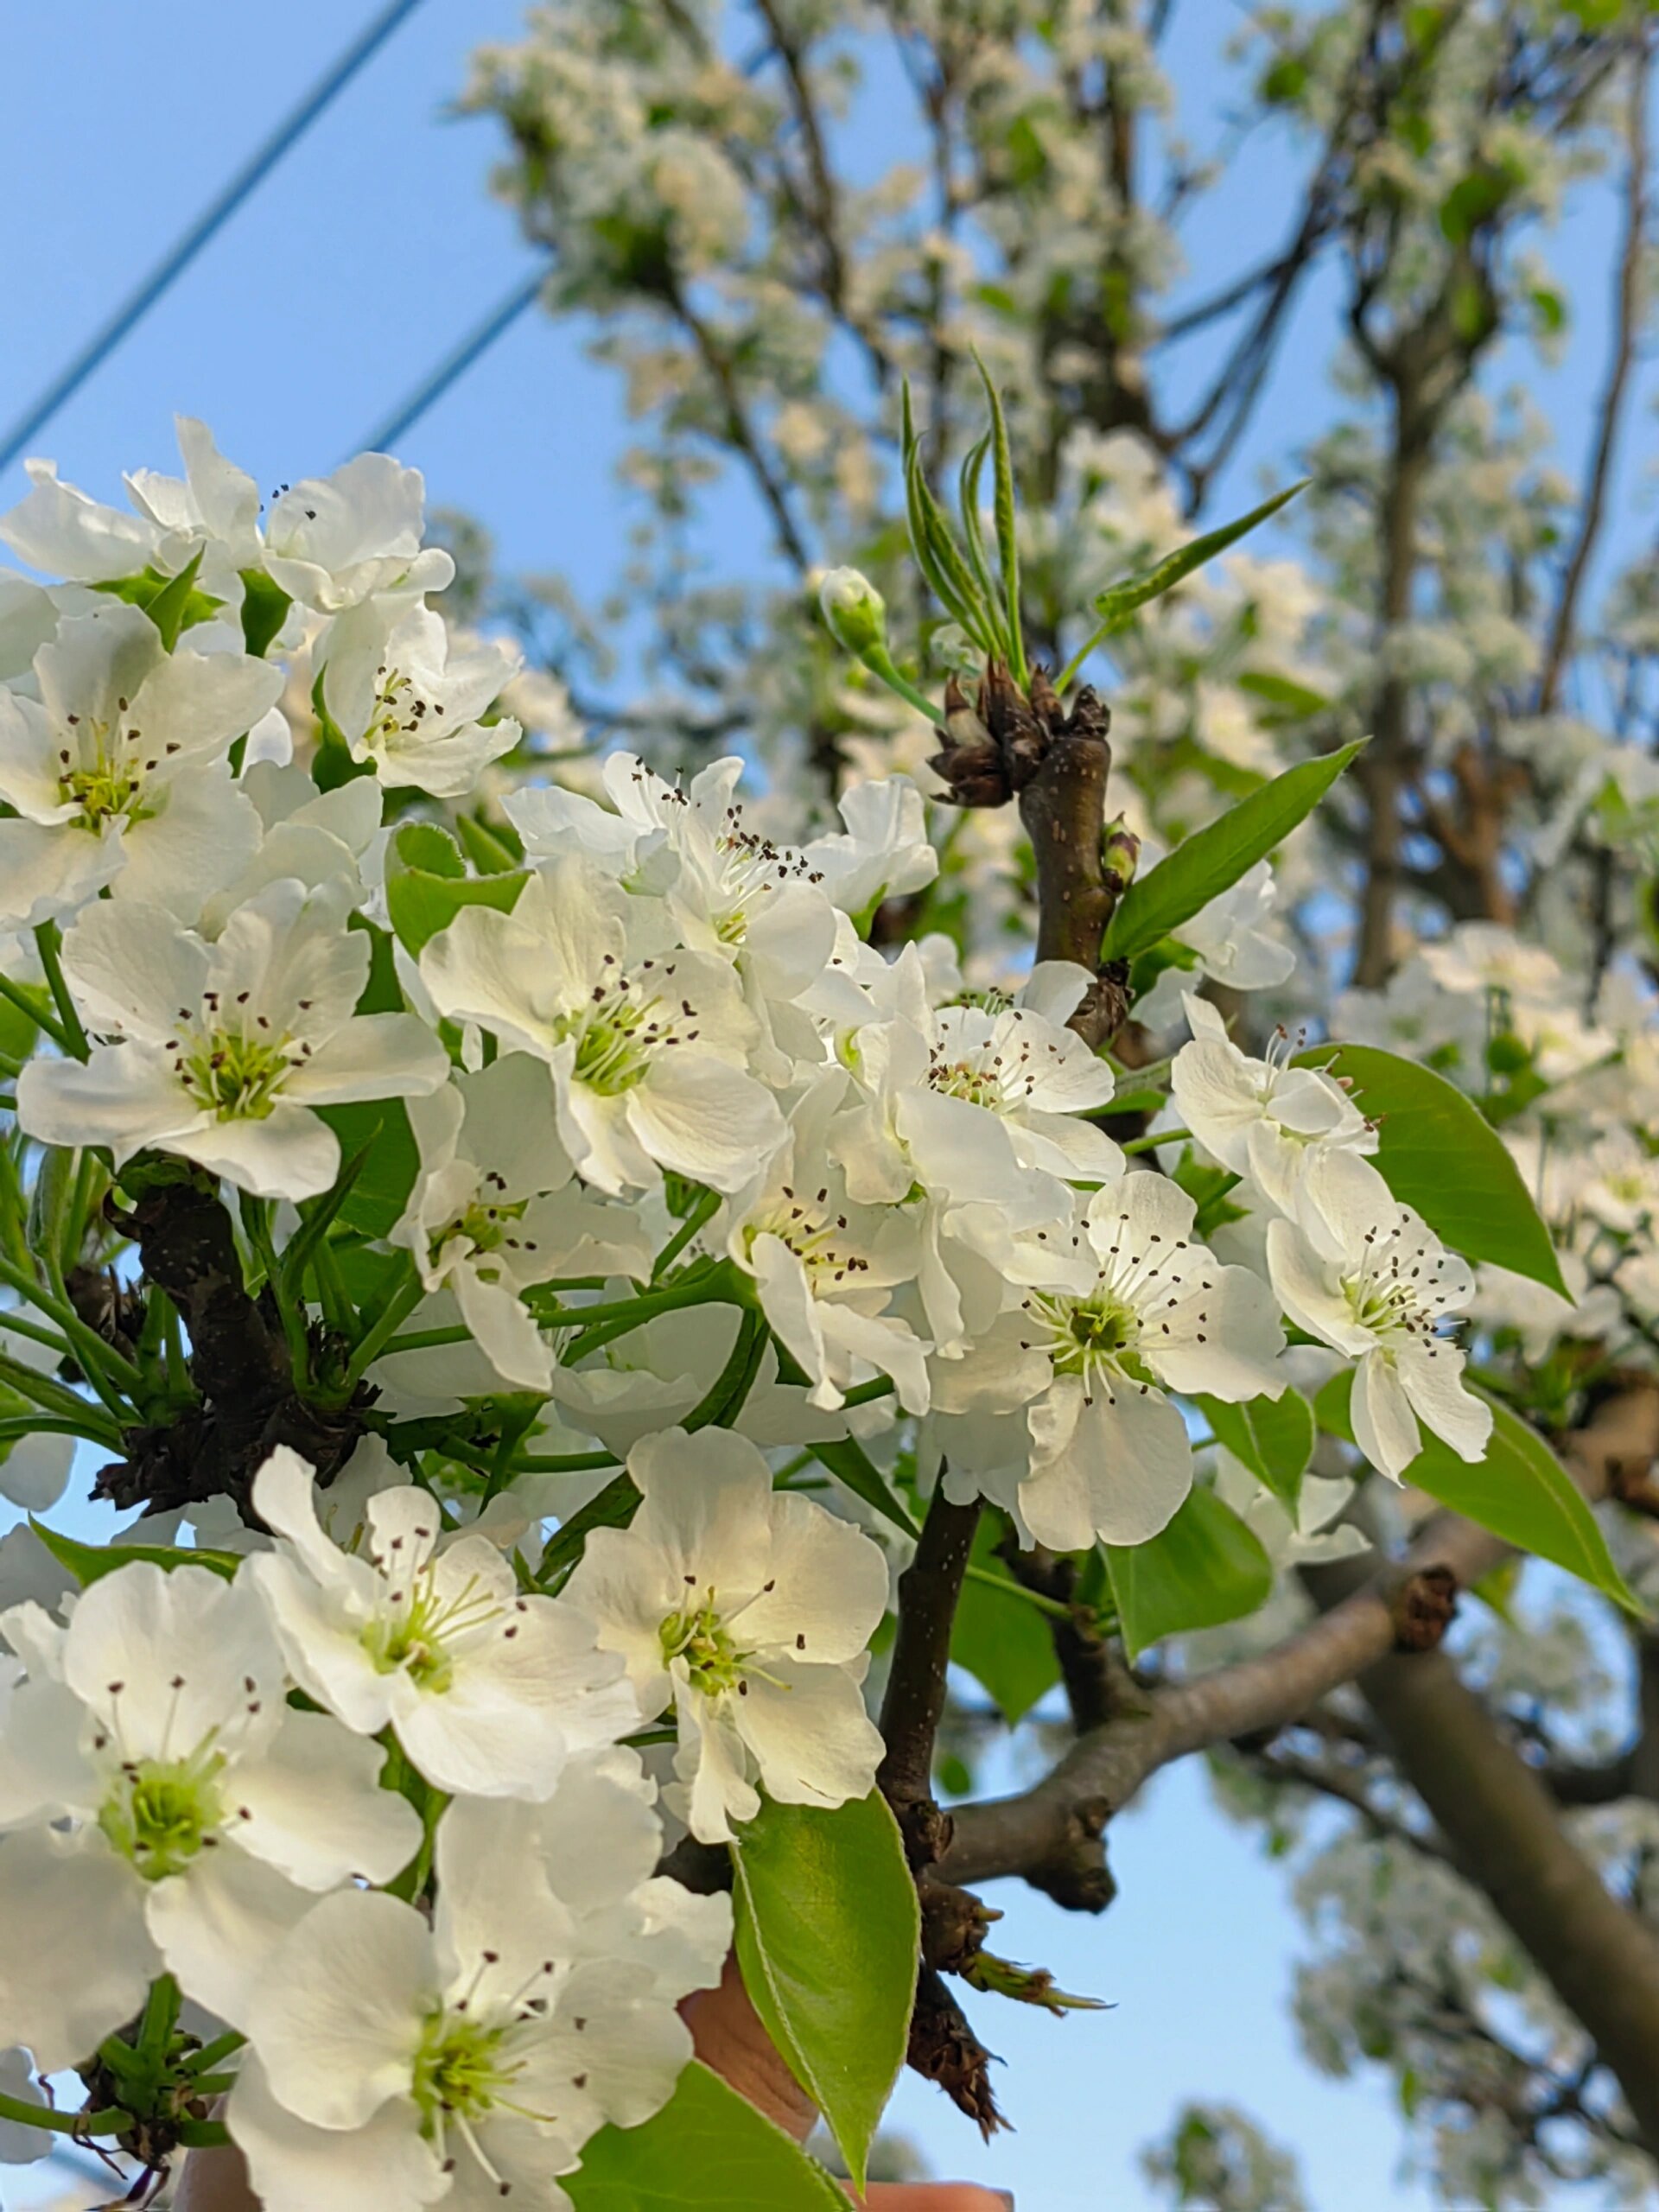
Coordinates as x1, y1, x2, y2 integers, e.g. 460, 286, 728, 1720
1106, 739, 1366, 963
385, 863, 530, 957
950, 1517, 1063, 1723
143, 549, 209, 652
731, 1793, 918, 2192
1092, 481, 1305, 639
313, 1102, 421, 1237
1314, 1373, 1640, 1614
31, 1521, 239, 1587
1293, 1044, 1567, 1297
1106, 1486, 1274, 1661
238, 569, 293, 658
975, 352, 1026, 683
564, 2060, 846, 2210
806, 1435, 918, 1538
1197, 1389, 1315, 1515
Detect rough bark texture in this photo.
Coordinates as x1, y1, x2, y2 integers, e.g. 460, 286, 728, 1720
99, 1179, 370, 1522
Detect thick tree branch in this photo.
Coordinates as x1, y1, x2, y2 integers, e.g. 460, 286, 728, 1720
1537, 25, 1650, 714
99, 1175, 370, 1522
942, 1386, 1659, 1900
1362, 1646, 1659, 2152
880, 1486, 982, 1870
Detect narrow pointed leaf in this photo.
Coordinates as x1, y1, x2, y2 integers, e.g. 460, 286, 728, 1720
144, 549, 207, 652
975, 353, 1026, 680
1106, 739, 1365, 962
1090, 481, 1306, 639
31, 1522, 239, 1586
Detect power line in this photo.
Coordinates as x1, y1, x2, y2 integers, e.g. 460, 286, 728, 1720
0, 0, 430, 476
353, 268, 547, 455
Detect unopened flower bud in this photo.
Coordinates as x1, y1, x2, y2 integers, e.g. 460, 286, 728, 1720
818, 567, 889, 661
1102, 813, 1140, 889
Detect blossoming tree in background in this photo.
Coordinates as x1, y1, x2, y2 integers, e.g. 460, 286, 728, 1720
0, 3, 1653, 2209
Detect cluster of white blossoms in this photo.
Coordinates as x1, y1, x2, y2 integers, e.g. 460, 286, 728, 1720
0, 419, 1514, 2197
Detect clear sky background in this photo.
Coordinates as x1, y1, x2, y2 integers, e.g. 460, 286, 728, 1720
3, 4, 1652, 2208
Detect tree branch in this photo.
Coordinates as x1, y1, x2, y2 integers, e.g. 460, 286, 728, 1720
941, 1385, 1659, 1902
1536, 24, 1650, 714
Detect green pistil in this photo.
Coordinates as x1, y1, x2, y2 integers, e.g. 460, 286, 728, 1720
62, 761, 148, 829
437, 1197, 527, 1270
410, 2011, 509, 2138
99, 1750, 226, 1882
181, 1032, 292, 1121
363, 1605, 457, 1694
556, 996, 656, 1096
659, 1596, 748, 1697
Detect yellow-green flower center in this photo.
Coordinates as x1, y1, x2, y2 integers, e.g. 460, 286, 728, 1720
180, 1031, 293, 1121
99, 1747, 226, 1882
659, 1596, 748, 1697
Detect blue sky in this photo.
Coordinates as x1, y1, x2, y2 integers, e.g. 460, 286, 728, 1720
3, 5, 1651, 2207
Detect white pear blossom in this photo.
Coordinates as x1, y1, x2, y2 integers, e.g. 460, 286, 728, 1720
420, 858, 785, 1195
391, 1057, 653, 1390
1171, 995, 1376, 1216
17, 879, 448, 1201
247, 1447, 639, 1799
833, 953, 1123, 1211
547, 1298, 844, 1456
563, 1427, 889, 1844
263, 454, 454, 615
230, 1758, 728, 2212
1211, 1452, 1370, 1567
0, 601, 280, 929
718, 1072, 931, 1414
931, 1173, 1287, 1552
322, 601, 524, 796
1266, 1150, 1492, 1481
0, 1564, 419, 2067
1, 419, 262, 611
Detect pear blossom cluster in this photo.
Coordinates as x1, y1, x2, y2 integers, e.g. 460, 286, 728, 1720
0, 416, 1535, 2198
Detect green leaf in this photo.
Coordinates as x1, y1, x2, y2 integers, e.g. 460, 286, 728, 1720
314, 1102, 420, 1236
1292, 1044, 1567, 1296
1236, 670, 1333, 720
143, 550, 208, 652
348, 915, 404, 1015
974, 353, 1026, 682
1197, 1389, 1315, 1515
238, 569, 293, 658
31, 1521, 239, 1587
805, 1437, 918, 1538
92, 560, 221, 642
385, 864, 530, 957
1106, 1487, 1274, 1661
951, 1518, 1062, 1723
454, 812, 523, 874
731, 1794, 918, 2193
1090, 482, 1305, 642
393, 823, 467, 880
1106, 740, 1365, 963
1314, 1373, 1641, 1615
565, 2061, 845, 2211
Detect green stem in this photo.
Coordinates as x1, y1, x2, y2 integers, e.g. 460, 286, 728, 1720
1122, 1126, 1189, 1155
0, 1344, 123, 1442
0, 970, 68, 1054
0, 2088, 132, 2139
0, 1307, 73, 1359
378, 1325, 472, 1357
652, 1187, 719, 1281
33, 922, 88, 1061
240, 1194, 310, 1392
859, 644, 940, 722
340, 1265, 426, 1392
